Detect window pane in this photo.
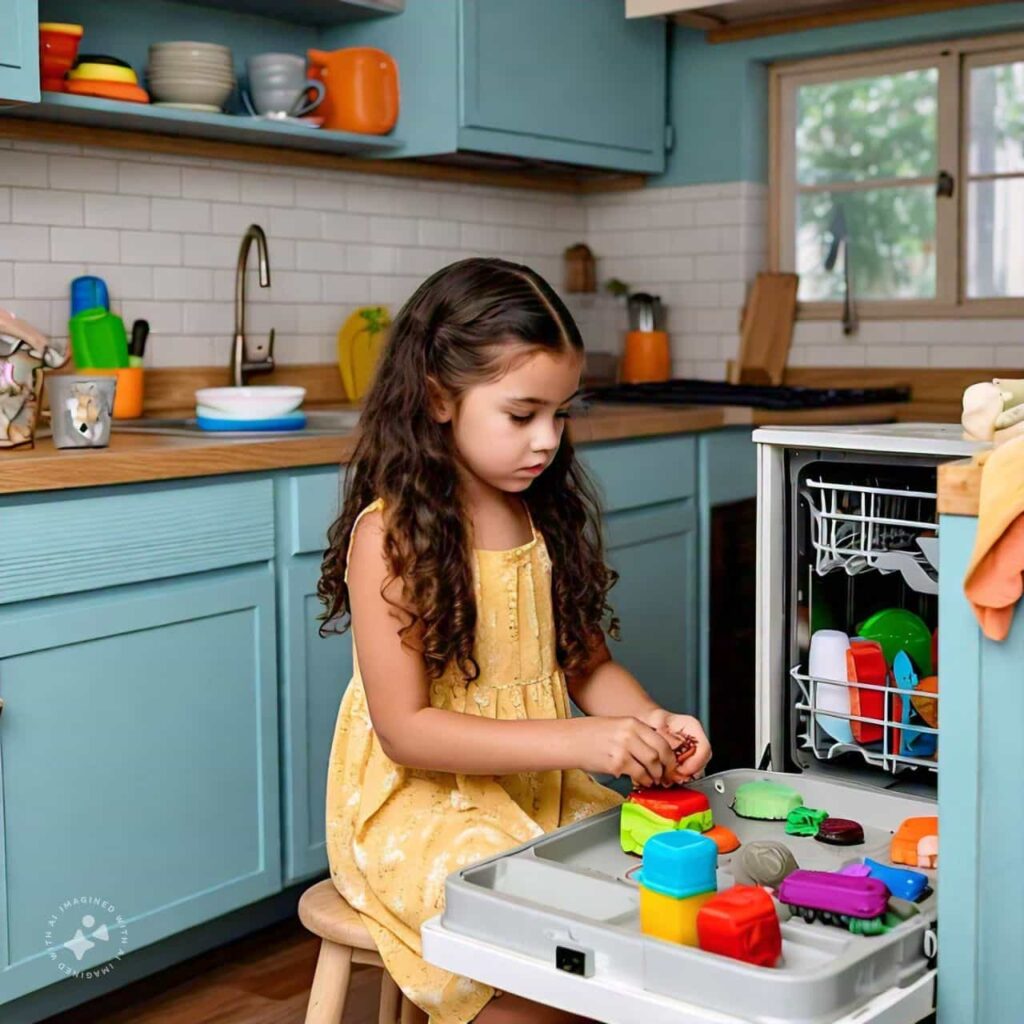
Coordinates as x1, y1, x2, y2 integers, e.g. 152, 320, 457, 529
796, 68, 938, 186
967, 178, 1024, 297
796, 187, 936, 301
969, 61, 1024, 175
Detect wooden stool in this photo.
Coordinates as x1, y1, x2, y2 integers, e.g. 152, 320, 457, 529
299, 879, 424, 1024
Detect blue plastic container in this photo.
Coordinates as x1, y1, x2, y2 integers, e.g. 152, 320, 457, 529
70, 276, 109, 317
637, 830, 718, 899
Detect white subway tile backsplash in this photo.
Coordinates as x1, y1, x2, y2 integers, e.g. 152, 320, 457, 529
122, 231, 183, 266
154, 267, 214, 301
1, 138, 1013, 372
13, 188, 82, 225
182, 167, 240, 202
0, 224, 49, 262
49, 156, 118, 194
117, 161, 182, 197
85, 193, 150, 230
0, 151, 48, 187
152, 198, 212, 233
51, 227, 120, 264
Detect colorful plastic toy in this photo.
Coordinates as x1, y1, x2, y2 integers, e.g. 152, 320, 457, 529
697, 885, 782, 967
846, 638, 887, 743
621, 787, 713, 855
637, 831, 718, 946
732, 781, 803, 820
785, 805, 829, 837
730, 841, 799, 889
841, 858, 930, 902
704, 824, 741, 854
815, 817, 865, 846
778, 869, 889, 928
892, 651, 937, 758
891, 816, 938, 869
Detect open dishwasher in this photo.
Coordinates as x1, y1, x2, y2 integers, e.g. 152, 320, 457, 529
423, 423, 983, 1024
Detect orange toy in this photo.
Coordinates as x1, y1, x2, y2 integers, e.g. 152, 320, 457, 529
307, 47, 399, 134
65, 80, 149, 104
892, 816, 938, 869
911, 676, 939, 729
39, 23, 83, 92
704, 825, 741, 854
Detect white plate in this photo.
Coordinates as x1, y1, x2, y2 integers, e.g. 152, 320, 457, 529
154, 101, 224, 112
195, 385, 306, 418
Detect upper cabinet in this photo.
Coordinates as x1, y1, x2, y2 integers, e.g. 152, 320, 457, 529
332, 0, 668, 173
0, 0, 40, 104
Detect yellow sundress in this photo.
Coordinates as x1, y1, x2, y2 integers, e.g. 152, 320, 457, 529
325, 499, 623, 1023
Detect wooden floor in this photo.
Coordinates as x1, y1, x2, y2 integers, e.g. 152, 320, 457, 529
42, 917, 385, 1024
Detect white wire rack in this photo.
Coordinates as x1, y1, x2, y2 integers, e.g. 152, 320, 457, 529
791, 665, 939, 775
804, 479, 939, 594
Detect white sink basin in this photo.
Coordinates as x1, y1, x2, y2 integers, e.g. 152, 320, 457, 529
113, 409, 361, 437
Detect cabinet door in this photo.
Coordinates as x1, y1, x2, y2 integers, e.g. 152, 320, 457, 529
0, 0, 40, 103
279, 553, 352, 883
0, 566, 280, 1004
604, 500, 698, 715
459, 0, 666, 172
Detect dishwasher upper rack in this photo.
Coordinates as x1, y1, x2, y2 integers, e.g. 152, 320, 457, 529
803, 478, 939, 594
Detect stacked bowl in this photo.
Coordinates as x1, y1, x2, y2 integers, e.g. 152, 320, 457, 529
147, 41, 235, 111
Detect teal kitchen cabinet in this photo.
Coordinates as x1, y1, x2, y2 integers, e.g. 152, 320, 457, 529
582, 435, 698, 714
327, 0, 668, 172
938, 510, 1024, 1024
275, 468, 352, 884
0, 479, 281, 1006
0, 0, 39, 104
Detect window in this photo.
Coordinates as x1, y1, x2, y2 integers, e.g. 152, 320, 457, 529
771, 34, 1024, 317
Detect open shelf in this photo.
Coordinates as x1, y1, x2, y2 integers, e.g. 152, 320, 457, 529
1, 93, 403, 157
171, 0, 403, 27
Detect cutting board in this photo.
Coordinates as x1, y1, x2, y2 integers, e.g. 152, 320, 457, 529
729, 272, 799, 386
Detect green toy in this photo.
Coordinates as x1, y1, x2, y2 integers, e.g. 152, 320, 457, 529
856, 608, 933, 675
785, 806, 830, 837
732, 781, 804, 821
620, 800, 713, 856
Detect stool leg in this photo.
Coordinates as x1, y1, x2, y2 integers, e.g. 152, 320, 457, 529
305, 940, 353, 1024
378, 969, 401, 1024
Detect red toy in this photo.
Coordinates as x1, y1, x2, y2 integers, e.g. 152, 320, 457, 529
697, 885, 782, 967
630, 787, 710, 821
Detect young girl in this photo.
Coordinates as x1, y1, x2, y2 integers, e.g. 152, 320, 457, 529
320, 258, 711, 1024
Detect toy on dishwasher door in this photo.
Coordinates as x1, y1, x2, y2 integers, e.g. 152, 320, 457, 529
620, 786, 713, 855
697, 885, 782, 967
636, 831, 718, 946
778, 869, 889, 931
892, 816, 939, 868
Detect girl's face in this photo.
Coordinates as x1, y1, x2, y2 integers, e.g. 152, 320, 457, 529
439, 347, 582, 495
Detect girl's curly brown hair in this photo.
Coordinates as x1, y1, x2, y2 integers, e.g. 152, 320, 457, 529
318, 257, 618, 681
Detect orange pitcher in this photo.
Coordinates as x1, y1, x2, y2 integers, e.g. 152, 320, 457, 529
307, 47, 399, 135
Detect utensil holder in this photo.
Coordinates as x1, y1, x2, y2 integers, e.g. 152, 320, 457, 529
48, 375, 117, 448
621, 330, 670, 384
86, 366, 144, 418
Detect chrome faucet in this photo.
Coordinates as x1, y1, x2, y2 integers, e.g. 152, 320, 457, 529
231, 224, 275, 387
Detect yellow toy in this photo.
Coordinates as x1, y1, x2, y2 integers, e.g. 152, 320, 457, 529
337, 306, 390, 401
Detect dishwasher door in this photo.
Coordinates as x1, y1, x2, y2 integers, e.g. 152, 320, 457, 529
423, 770, 937, 1024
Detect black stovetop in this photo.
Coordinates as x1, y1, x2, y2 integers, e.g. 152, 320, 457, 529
583, 379, 911, 411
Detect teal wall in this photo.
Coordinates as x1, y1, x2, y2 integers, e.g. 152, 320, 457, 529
657, 2, 1024, 187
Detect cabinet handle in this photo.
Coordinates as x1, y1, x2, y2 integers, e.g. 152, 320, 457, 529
0, 697, 5, 716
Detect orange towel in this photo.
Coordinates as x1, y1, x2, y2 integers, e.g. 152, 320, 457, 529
964, 435, 1024, 641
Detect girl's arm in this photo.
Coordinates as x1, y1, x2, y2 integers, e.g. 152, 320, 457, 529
347, 509, 679, 785
566, 637, 712, 781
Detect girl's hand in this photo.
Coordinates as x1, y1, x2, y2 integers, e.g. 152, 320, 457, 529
572, 715, 678, 788
641, 709, 712, 784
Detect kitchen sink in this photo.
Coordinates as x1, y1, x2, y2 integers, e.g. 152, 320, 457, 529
113, 409, 361, 437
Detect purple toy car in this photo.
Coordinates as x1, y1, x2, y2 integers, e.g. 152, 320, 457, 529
778, 869, 889, 926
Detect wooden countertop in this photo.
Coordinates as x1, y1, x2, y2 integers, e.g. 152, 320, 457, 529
938, 459, 982, 517
0, 401, 912, 496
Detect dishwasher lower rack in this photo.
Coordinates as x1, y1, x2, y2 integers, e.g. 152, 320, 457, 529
423, 770, 936, 1024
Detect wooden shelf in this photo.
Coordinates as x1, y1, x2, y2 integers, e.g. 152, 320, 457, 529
1, 93, 403, 157
171, 0, 403, 27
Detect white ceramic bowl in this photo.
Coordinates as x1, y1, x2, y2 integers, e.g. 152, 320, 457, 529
149, 60, 233, 77
149, 56, 233, 71
195, 386, 306, 418
148, 71, 236, 88
150, 41, 232, 58
148, 78, 234, 107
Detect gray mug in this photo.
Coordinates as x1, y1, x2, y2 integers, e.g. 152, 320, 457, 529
244, 53, 324, 117
48, 376, 116, 449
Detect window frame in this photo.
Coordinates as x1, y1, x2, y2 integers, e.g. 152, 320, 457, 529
769, 32, 1024, 320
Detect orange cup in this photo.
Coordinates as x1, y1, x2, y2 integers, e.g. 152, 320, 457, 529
621, 330, 671, 384
307, 47, 399, 134
87, 366, 144, 419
